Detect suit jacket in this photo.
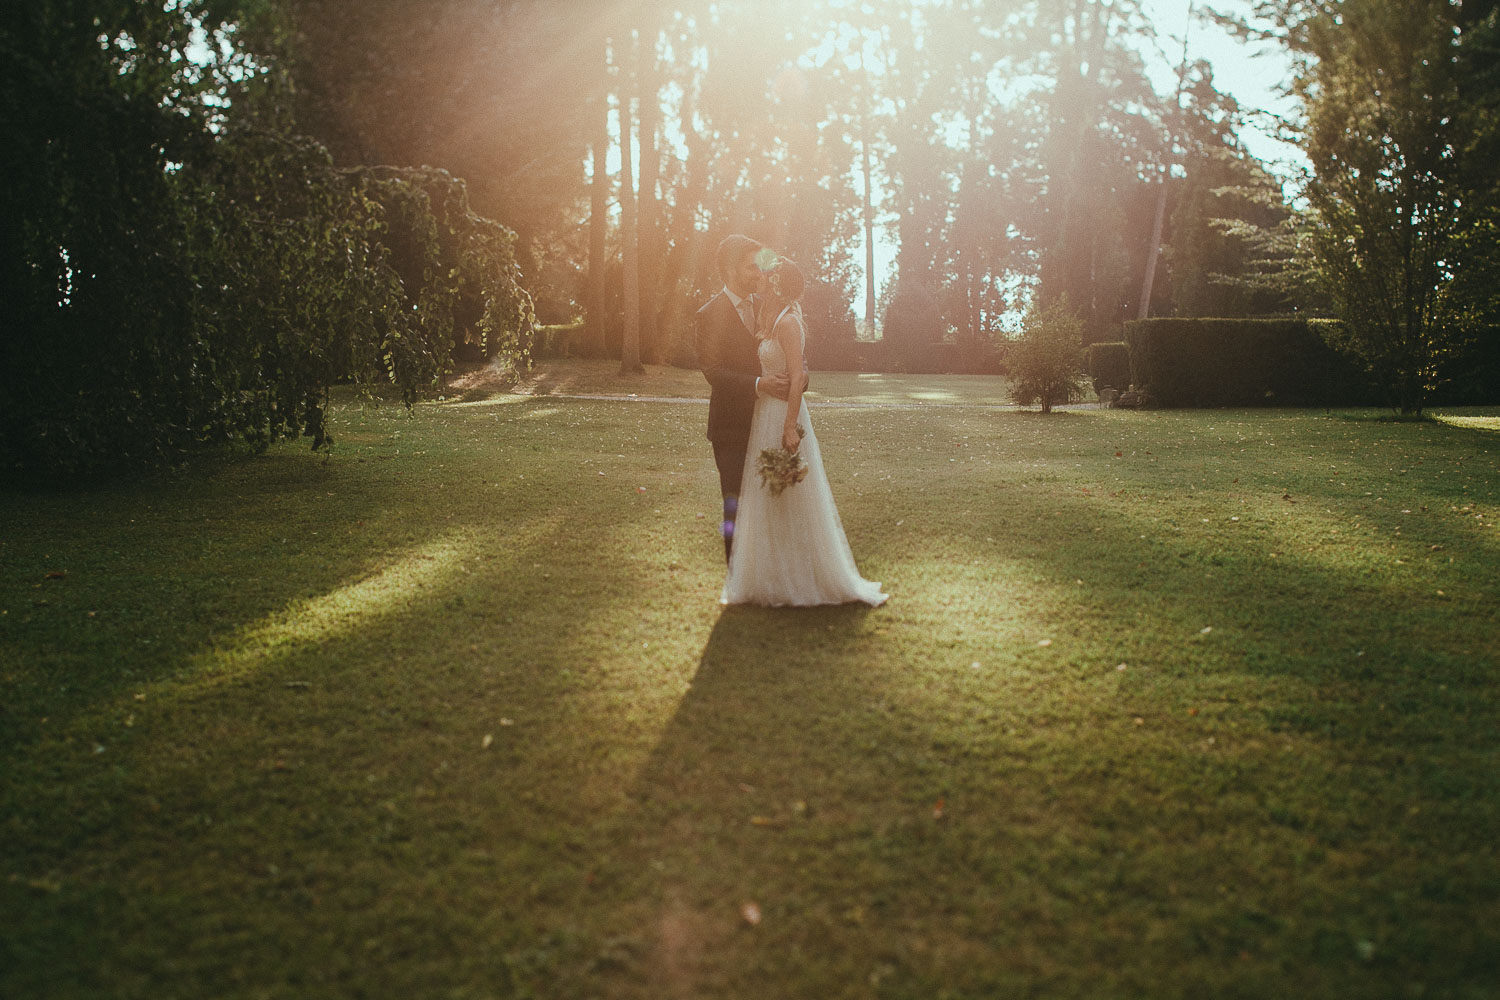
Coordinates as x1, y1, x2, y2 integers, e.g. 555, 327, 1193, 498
695, 291, 761, 445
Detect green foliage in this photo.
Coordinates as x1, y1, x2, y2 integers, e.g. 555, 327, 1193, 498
1010, 299, 1085, 412
1085, 341, 1132, 393
0, 0, 533, 477
1287, 0, 1488, 414
357, 165, 537, 371
1125, 317, 1370, 408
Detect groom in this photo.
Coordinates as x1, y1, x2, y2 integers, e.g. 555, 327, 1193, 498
696, 234, 804, 561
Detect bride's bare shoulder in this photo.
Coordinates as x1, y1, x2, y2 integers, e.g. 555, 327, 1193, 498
773, 308, 804, 344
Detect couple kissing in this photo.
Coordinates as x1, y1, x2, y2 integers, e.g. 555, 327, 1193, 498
694, 234, 887, 608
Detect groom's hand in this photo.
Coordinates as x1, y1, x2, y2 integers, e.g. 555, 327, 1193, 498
758, 372, 808, 400
760, 372, 792, 399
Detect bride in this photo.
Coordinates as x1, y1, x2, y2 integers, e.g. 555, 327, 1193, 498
720, 253, 888, 608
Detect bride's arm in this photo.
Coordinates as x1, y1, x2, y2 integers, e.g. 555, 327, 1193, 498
777, 313, 805, 453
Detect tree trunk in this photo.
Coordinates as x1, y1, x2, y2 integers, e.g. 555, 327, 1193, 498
861, 118, 877, 336
618, 30, 644, 375
658, 85, 711, 367
1138, 169, 1168, 320
636, 18, 662, 363
1138, 4, 1190, 321
587, 32, 610, 357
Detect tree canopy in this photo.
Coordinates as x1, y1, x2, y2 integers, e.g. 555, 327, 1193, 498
6, 0, 1497, 473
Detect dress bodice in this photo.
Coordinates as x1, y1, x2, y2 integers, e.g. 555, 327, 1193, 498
756, 306, 802, 378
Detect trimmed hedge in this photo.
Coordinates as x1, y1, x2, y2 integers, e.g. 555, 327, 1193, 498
1434, 328, 1500, 405
1124, 318, 1372, 407
1086, 342, 1131, 392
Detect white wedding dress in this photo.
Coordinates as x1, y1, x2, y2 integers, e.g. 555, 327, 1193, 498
720, 306, 888, 607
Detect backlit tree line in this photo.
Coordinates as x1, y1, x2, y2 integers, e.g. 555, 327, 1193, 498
4, 0, 1496, 475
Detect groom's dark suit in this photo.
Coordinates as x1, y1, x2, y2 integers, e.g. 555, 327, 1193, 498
696, 290, 762, 560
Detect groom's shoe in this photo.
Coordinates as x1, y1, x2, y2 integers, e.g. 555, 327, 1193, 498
722, 495, 738, 563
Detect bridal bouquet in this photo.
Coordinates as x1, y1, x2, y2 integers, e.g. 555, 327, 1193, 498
757, 424, 808, 496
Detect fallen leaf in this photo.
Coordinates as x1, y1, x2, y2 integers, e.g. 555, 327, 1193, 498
43, 570, 67, 580
482, 734, 494, 749
933, 797, 946, 820
1188, 708, 1199, 716
749, 815, 784, 828
1133, 717, 1145, 727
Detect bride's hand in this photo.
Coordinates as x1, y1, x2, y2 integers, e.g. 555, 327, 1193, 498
782, 426, 801, 453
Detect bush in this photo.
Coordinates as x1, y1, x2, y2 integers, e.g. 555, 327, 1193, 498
1086, 342, 1131, 393
1428, 326, 1500, 405
1011, 300, 1086, 413
0, 4, 533, 478
1124, 318, 1371, 408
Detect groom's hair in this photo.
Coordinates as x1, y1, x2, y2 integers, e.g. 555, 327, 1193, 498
715, 234, 761, 283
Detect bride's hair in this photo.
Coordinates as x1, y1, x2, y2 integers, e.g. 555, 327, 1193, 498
754, 255, 807, 340
764, 255, 805, 305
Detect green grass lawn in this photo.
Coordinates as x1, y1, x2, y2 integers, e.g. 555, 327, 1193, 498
3, 370, 1498, 999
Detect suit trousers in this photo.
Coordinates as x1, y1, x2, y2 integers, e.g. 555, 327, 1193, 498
713, 439, 749, 562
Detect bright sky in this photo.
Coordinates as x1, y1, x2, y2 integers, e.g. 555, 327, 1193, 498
1136, 0, 1303, 175
851, 0, 1304, 321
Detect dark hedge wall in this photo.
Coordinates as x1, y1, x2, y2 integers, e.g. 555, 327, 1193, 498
1123, 318, 1373, 407
1086, 342, 1131, 393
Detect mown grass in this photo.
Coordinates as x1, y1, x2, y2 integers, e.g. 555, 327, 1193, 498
2, 371, 1498, 999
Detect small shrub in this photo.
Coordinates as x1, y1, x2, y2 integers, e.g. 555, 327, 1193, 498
1011, 299, 1086, 413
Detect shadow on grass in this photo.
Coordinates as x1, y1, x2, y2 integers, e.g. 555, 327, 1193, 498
575, 457, 1500, 995
3, 402, 1498, 999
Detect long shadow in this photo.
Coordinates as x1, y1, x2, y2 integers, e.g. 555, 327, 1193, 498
631, 602, 882, 800
562, 410, 1500, 997
0, 450, 400, 744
